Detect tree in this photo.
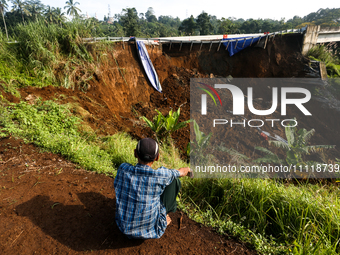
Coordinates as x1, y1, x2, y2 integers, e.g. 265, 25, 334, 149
44, 5, 53, 23
158, 15, 181, 28
178, 15, 197, 35
286, 15, 303, 29
64, 0, 81, 18
145, 7, 156, 22
218, 18, 238, 34
145, 7, 156, 23
119, 8, 140, 36
27, 0, 44, 21
261, 19, 274, 33
11, 0, 30, 23
240, 19, 262, 33
196, 11, 213, 35
141, 21, 159, 37
112, 22, 124, 36
303, 8, 340, 26
210, 15, 219, 34
0, 0, 8, 40
54, 7, 66, 26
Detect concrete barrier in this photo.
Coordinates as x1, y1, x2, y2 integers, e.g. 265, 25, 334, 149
301, 25, 320, 55
302, 25, 340, 55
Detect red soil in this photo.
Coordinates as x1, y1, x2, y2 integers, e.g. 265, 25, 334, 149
0, 137, 256, 255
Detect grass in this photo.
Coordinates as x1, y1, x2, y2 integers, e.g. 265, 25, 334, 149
0, 98, 188, 176
0, 19, 111, 96
180, 177, 340, 254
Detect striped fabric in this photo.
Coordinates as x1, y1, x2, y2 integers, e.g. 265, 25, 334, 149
114, 163, 180, 239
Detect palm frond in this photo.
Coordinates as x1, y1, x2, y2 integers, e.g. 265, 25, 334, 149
297, 128, 315, 145
255, 146, 277, 156
253, 155, 283, 164
285, 125, 295, 146
306, 144, 335, 153
268, 140, 290, 151
221, 147, 250, 160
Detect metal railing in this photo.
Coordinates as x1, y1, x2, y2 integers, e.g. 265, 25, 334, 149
81, 27, 308, 45
5, 26, 308, 46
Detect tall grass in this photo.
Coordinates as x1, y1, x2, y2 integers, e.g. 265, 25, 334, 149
0, 19, 100, 93
180, 177, 340, 253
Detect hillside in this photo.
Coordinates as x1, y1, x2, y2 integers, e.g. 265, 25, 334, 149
1, 31, 340, 254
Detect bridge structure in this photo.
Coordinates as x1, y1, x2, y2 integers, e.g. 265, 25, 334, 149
302, 25, 340, 55
82, 25, 340, 56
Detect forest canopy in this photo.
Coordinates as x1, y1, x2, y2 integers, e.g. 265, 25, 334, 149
0, 2, 340, 38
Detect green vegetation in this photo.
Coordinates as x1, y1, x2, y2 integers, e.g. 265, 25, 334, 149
1, 1, 340, 38
2, 89, 339, 254
0, 99, 114, 174
189, 120, 212, 164
188, 121, 340, 252
0, 18, 100, 94
64, 0, 81, 18
140, 107, 190, 143
1, 4, 340, 254
308, 43, 340, 77
180, 178, 340, 254
140, 110, 165, 143
254, 120, 335, 167
0, 99, 189, 175
2, 94, 340, 253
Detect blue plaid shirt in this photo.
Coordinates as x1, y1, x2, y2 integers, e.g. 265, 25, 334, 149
114, 163, 180, 239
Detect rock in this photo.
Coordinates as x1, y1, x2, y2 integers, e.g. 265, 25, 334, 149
25, 94, 38, 105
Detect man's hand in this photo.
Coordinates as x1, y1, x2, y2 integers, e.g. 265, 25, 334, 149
178, 167, 191, 177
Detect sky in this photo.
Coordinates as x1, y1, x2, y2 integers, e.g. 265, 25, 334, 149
37, 0, 339, 22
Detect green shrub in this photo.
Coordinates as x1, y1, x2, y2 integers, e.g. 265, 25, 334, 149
308, 44, 340, 77
140, 107, 190, 143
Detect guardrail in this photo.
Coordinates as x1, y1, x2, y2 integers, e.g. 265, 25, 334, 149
5, 27, 307, 46
81, 27, 307, 44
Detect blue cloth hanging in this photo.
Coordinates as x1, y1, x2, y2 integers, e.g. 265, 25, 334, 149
136, 40, 162, 92
223, 36, 262, 56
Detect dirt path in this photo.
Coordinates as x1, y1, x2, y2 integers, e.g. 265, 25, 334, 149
0, 137, 256, 255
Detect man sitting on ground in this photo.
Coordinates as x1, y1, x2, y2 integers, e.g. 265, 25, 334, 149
114, 138, 191, 239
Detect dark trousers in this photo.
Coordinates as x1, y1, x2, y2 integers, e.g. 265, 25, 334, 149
160, 177, 181, 213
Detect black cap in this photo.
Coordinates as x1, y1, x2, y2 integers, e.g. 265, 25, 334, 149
136, 138, 159, 162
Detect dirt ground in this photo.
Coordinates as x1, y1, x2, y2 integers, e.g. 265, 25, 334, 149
1, 33, 340, 254
0, 137, 256, 255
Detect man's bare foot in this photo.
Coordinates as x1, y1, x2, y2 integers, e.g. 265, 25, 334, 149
166, 214, 172, 226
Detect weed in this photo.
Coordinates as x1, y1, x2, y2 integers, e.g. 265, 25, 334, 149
18, 174, 25, 179
51, 203, 60, 209
189, 120, 213, 165
55, 168, 63, 176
